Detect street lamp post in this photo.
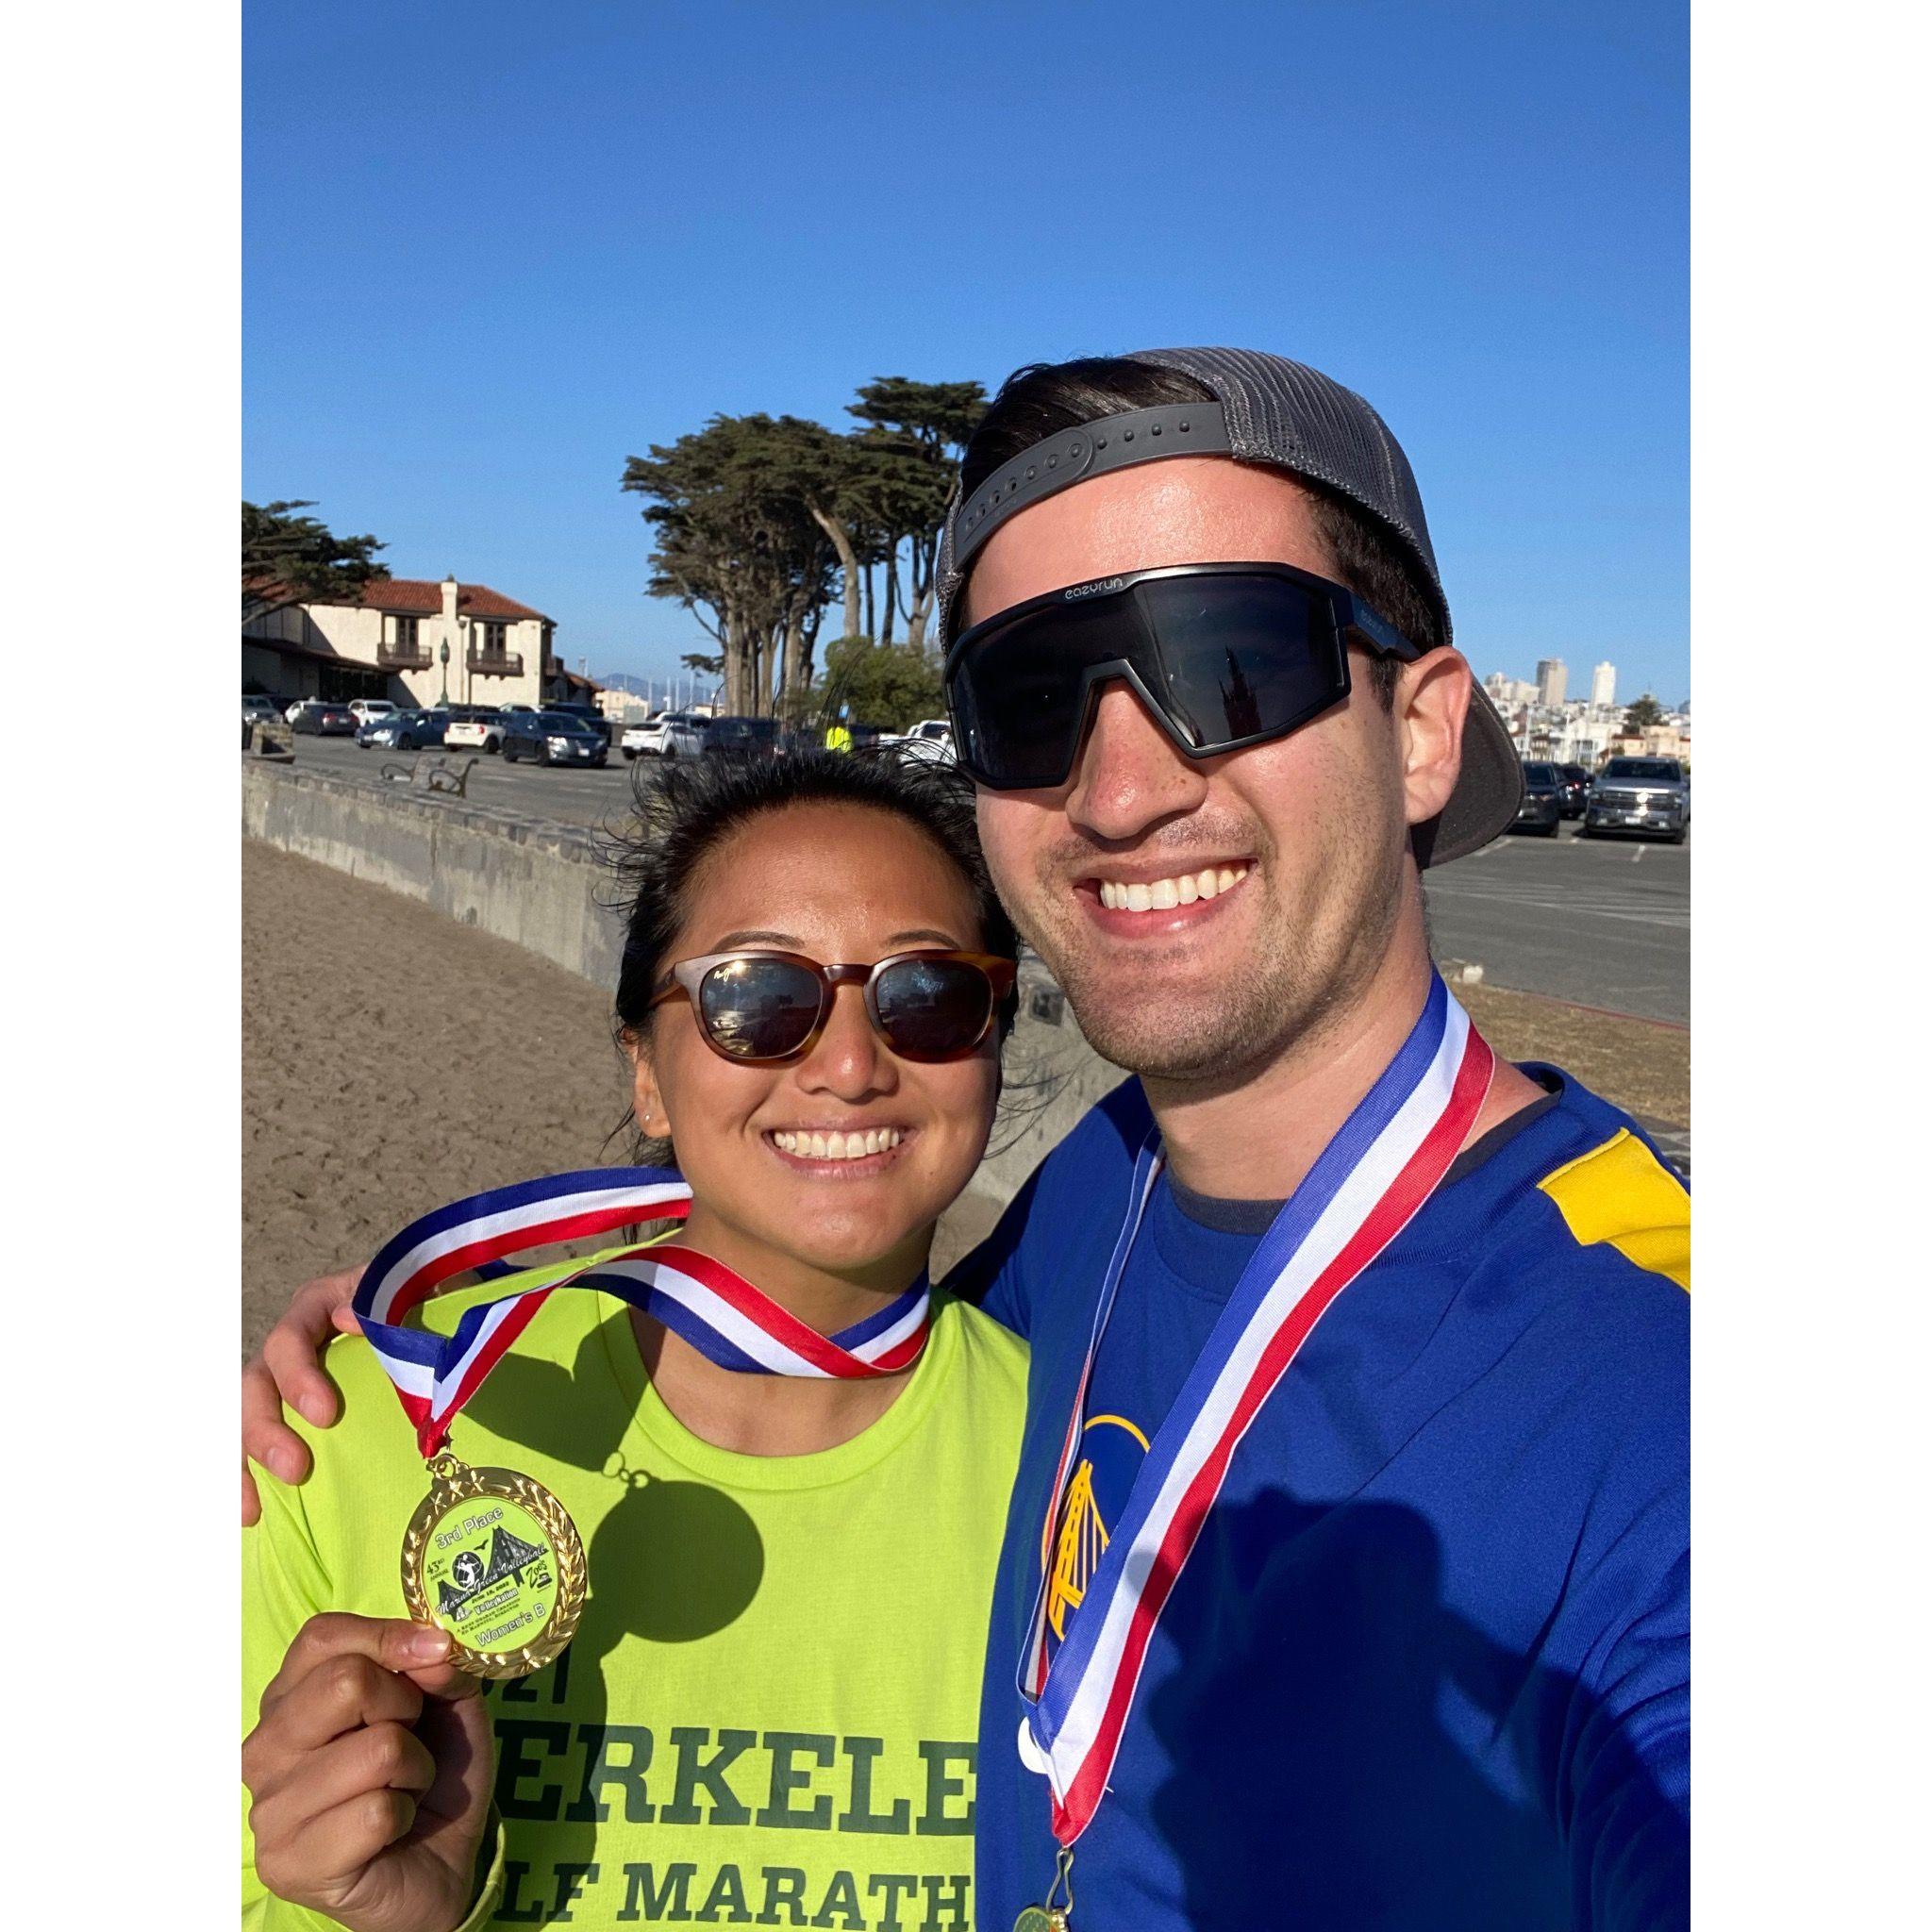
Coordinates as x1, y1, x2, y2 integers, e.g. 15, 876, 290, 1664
439, 639, 450, 706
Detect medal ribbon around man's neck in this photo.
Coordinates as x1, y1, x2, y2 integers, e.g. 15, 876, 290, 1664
1015, 974, 1495, 1847
352, 1167, 931, 1457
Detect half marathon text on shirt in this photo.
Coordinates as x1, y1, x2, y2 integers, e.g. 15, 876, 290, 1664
481, 1658, 975, 1928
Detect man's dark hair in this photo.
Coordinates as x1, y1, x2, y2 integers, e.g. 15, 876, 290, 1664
958, 357, 1445, 707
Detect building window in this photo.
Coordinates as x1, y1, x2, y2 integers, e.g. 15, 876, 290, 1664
483, 621, 507, 656
387, 615, 419, 649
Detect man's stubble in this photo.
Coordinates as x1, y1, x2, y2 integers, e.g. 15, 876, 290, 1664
995, 782, 1412, 1091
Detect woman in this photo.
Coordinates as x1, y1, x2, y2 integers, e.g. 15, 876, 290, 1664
243, 751, 1026, 1931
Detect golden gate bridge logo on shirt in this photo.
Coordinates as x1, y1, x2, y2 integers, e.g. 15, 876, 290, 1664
1046, 1414, 1150, 1643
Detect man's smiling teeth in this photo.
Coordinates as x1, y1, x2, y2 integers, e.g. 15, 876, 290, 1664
772, 1128, 905, 1160
1097, 865, 1249, 912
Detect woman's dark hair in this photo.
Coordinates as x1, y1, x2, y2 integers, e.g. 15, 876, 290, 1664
607, 750, 1019, 1158
960, 356, 1445, 705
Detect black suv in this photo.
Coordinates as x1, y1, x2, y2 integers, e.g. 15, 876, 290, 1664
1511, 761, 1563, 836
699, 716, 783, 758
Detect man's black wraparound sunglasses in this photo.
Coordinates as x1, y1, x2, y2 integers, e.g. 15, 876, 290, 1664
943, 561, 1423, 792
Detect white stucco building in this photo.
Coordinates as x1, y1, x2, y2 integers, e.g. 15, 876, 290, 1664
242, 575, 560, 710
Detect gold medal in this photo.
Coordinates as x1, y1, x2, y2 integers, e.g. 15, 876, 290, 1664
401, 1452, 586, 1679
1012, 1911, 1067, 1932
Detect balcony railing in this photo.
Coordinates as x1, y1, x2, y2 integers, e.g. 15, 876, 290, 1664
468, 649, 524, 677
377, 641, 434, 670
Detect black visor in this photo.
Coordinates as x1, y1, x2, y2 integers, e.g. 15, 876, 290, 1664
944, 562, 1419, 792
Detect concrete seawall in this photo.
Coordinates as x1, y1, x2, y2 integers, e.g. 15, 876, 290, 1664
242, 759, 1125, 1240
242, 760, 628, 986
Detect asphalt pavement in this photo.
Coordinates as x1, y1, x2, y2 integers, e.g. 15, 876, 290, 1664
1424, 820, 1689, 1024
292, 732, 657, 836
283, 739, 1689, 1025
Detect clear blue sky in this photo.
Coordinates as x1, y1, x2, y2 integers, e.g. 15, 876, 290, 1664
243, 0, 1688, 706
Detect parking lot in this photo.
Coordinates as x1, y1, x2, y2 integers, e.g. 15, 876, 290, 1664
282, 738, 1689, 1025
291, 731, 658, 831
1424, 819, 1689, 1024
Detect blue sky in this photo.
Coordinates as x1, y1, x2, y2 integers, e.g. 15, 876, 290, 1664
243, 0, 1688, 705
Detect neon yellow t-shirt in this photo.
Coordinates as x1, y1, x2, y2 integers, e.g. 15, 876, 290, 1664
243, 1273, 1027, 1930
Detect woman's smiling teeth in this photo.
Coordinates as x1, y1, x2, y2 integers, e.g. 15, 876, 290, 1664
772, 1128, 905, 1160
1097, 864, 1249, 912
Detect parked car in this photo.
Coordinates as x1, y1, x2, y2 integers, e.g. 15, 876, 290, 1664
358, 708, 448, 751
348, 699, 399, 726
1555, 763, 1591, 819
443, 708, 508, 754
1584, 757, 1690, 842
501, 711, 609, 767
291, 700, 358, 737
621, 712, 663, 759
699, 715, 784, 759
891, 719, 955, 766
1511, 761, 1563, 836
886, 718, 951, 747
242, 694, 284, 726
543, 701, 608, 731
624, 711, 708, 759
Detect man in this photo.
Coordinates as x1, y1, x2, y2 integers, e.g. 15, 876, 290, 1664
934, 352, 1687, 1931
245, 349, 1688, 1929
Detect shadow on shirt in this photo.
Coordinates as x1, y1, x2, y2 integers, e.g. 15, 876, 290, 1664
1138, 1492, 1688, 1932
456, 1324, 768, 1913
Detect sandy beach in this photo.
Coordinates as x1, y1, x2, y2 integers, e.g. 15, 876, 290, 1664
243, 840, 633, 1356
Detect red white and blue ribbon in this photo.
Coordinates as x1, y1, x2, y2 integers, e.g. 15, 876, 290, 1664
354, 1166, 931, 1457
1016, 974, 1494, 1845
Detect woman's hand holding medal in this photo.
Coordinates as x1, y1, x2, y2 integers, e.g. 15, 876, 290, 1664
242, 1611, 494, 1932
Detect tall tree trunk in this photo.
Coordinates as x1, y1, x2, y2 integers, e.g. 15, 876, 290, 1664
904, 529, 937, 648
882, 547, 899, 644
862, 562, 875, 642
904, 588, 933, 650
780, 609, 807, 712
807, 501, 861, 641
722, 601, 749, 715
801, 604, 822, 693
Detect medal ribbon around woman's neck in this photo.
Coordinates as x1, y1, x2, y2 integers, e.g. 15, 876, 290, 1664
1015, 974, 1495, 1862
352, 1166, 932, 1457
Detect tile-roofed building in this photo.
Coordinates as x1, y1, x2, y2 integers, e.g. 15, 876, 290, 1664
243, 573, 566, 713
350, 579, 553, 624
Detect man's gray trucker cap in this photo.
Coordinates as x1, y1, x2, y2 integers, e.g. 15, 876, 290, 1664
935, 346, 1523, 866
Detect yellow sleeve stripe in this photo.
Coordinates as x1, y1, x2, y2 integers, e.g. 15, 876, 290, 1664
1537, 1128, 1690, 1292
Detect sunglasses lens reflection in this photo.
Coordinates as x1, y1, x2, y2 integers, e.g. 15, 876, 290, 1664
698, 958, 824, 1059
874, 958, 993, 1059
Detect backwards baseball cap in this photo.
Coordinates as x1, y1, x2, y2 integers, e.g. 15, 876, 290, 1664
935, 346, 1522, 866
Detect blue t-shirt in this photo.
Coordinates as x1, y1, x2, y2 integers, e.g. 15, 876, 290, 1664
953, 1068, 1689, 1932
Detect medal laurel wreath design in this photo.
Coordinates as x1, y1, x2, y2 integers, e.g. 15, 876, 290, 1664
401, 1454, 588, 1680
